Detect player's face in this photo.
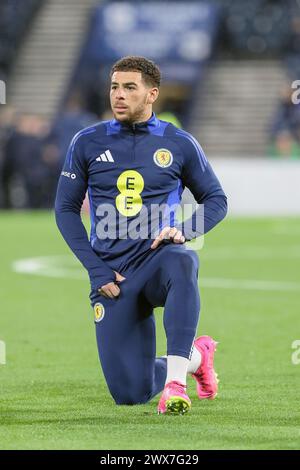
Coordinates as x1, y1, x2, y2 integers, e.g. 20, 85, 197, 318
110, 71, 158, 124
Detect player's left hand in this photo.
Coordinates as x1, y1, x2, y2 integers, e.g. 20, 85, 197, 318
151, 226, 185, 249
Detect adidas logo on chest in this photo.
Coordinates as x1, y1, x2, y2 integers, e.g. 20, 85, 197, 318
96, 150, 114, 162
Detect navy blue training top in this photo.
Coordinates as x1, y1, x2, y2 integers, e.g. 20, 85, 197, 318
55, 113, 227, 291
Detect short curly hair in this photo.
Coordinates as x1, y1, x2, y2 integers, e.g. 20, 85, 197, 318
110, 56, 161, 88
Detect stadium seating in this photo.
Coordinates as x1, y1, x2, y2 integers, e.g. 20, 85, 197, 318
2, 0, 300, 208
64, 0, 221, 126
0, 0, 43, 76
213, 0, 292, 56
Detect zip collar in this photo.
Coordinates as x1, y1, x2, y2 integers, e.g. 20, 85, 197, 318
109, 112, 160, 134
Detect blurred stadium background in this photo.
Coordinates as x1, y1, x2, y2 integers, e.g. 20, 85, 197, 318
0, 0, 300, 450
1, 0, 300, 211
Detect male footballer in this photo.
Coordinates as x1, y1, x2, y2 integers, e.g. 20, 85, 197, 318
55, 56, 227, 414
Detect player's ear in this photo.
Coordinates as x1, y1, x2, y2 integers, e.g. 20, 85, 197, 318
147, 87, 159, 105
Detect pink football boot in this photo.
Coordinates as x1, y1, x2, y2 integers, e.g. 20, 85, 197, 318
158, 380, 191, 415
192, 336, 219, 399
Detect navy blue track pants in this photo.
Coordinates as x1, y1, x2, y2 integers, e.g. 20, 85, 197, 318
90, 244, 200, 405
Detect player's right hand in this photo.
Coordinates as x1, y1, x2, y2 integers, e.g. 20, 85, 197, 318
98, 271, 126, 298
98, 282, 121, 299
114, 271, 126, 283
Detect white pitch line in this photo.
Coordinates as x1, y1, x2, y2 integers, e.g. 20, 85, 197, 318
12, 256, 86, 280
12, 255, 300, 293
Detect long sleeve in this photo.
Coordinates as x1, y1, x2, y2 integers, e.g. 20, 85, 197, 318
175, 131, 227, 241
54, 132, 115, 291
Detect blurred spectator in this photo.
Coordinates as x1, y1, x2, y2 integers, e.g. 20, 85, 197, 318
283, 14, 300, 81
50, 90, 98, 167
285, 15, 300, 56
269, 129, 300, 159
0, 106, 16, 206
1, 113, 60, 208
157, 111, 182, 128
269, 84, 300, 158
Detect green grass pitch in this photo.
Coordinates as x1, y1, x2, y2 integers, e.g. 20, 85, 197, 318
0, 211, 299, 449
